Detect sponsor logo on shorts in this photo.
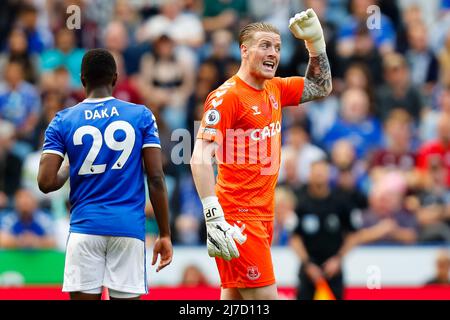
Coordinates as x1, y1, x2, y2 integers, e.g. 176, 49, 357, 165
247, 266, 261, 281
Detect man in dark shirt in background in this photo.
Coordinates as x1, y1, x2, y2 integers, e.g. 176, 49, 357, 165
290, 159, 360, 300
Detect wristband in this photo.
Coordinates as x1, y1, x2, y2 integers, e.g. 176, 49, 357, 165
201, 196, 224, 221
305, 38, 326, 57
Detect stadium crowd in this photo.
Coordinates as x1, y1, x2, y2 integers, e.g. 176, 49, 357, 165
0, 0, 450, 251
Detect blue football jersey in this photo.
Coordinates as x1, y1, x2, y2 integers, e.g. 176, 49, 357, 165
42, 97, 160, 241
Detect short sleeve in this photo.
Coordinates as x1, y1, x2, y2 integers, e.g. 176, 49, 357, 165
42, 112, 65, 158
142, 107, 161, 149
196, 88, 239, 144
273, 77, 304, 107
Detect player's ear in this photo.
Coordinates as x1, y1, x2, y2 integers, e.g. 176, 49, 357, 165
112, 72, 118, 87
241, 44, 249, 59
80, 74, 86, 88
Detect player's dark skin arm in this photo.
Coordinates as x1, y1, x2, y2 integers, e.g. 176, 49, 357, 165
300, 52, 332, 103
37, 154, 69, 193
143, 147, 173, 272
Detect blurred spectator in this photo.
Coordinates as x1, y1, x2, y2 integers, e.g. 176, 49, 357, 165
337, 23, 383, 85
40, 66, 84, 105
273, 186, 298, 246
330, 139, 368, 201
203, 29, 239, 84
137, 0, 204, 68
370, 109, 418, 186
358, 172, 418, 245
114, 0, 142, 43
0, 1, 21, 50
297, 94, 340, 146
376, 52, 425, 124
19, 91, 69, 218
85, 0, 117, 45
0, 59, 40, 148
337, 0, 396, 56
174, 171, 203, 244
410, 155, 450, 243
404, 21, 439, 99
138, 0, 204, 49
111, 51, 142, 105
438, 29, 450, 87
15, 3, 46, 54
186, 61, 220, 140
103, 20, 129, 57
322, 88, 383, 159
430, 1, 450, 55
181, 264, 209, 287
103, 19, 149, 78
0, 28, 39, 84
107, 4, 151, 76
39, 29, 85, 88
425, 250, 450, 285
21, 89, 69, 208
290, 159, 359, 300
0, 120, 22, 199
138, 33, 195, 131
0, 188, 56, 249
49, 0, 98, 49
396, 4, 423, 54
201, 0, 249, 35
174, 213, 201, 245
416, 113, 450, 188
278, 147, 303, 190
340, 63, 376, 113
148, 101, 178, 202
177, 173, 203, 223
420, 86, 450, 141
279, 122, 326, 185
377, 0, 402, 32
33, 90, 65, 150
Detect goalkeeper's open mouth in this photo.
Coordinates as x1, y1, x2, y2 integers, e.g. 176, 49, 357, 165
262, 60, 276, 71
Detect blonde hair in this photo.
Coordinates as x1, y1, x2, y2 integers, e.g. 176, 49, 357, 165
239, 22, 280, 46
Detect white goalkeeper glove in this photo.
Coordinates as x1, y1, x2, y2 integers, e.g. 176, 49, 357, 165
289, 8, 326, 57
202, 196, 247, 261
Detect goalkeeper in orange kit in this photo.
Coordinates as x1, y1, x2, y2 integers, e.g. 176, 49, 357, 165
190, 8, 332, 300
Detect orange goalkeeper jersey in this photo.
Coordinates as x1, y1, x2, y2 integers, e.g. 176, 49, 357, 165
197, 75, 304, 221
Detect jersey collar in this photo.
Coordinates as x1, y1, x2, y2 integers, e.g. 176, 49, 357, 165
82, 96, 115, 103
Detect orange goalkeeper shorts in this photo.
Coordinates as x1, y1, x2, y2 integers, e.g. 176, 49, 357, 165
215, 219, 275, 289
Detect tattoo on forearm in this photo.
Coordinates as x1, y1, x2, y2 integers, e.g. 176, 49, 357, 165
300, 52, 332, 103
